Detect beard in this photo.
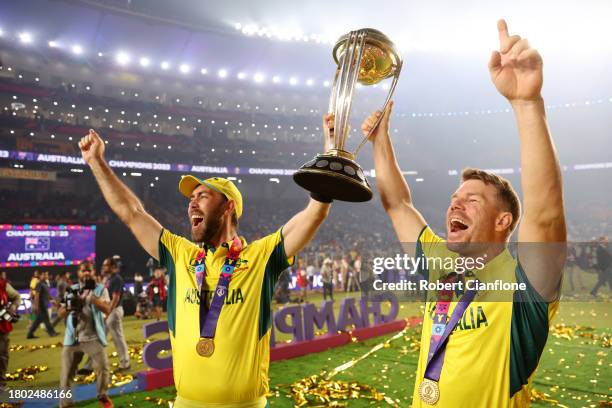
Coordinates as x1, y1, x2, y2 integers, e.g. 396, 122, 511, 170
191, 206, 225, 244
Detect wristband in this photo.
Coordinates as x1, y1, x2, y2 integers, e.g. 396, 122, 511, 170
310, 192, 333, 203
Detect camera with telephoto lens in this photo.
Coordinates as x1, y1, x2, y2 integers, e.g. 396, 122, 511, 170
62, 278, 96, 313
0, 304, 19, 323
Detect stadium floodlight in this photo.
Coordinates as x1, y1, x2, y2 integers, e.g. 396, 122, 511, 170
19, 32, 33, 44
272, 76, 281, 84
115, 51, 130, 66
254, 72, 265, 83
48, 40, 59, 48
237, 72, 246, 80
161, 61, 170, 70
139, 57, 150, 67
0, 28, 3, 37
218, 69, 228, 78
306, 79, 314, 87
71, 44, 83, 55
289, 77, 298, 86
200, 68, 208, 75
179, 64, 190, 74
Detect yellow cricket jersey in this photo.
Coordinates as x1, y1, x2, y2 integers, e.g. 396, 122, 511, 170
412, 226, 558, 408
158, 227, 293, 407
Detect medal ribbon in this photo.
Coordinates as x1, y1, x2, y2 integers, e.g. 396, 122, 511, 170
424, 274, 479, 382
198, 236, 243, 340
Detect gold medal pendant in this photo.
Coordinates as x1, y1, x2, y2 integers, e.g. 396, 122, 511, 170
196, 338, 215, 357
418, 379, 440, 405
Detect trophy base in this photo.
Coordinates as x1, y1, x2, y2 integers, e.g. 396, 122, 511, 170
293, 153, 373, 202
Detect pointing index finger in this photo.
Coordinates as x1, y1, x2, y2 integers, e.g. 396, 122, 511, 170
497, 19, 509, 45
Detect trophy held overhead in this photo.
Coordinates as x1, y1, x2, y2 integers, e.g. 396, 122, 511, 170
293, 28, 403, 202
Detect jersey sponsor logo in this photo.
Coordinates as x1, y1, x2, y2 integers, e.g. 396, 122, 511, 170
428, 303, 489, 332
183, 287, 245, 306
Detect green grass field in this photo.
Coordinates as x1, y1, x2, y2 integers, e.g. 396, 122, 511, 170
3, 289, 610, 407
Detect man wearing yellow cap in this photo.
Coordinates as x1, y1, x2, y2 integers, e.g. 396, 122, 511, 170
78, 116, 334, 407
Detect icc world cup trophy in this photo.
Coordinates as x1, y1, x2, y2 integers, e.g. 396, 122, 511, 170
293, 28, 402, 202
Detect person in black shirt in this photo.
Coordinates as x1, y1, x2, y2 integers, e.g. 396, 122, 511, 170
102, 257, 130, 371
591, 236, 612, 296
27, 271, 59, 338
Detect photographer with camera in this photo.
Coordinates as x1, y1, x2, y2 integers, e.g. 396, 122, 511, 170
58, 261, 113, 408
0, 275, 21, 393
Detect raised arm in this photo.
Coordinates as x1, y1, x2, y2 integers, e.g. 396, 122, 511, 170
79, 130, 163, 259
365, 102, 427, 246
283, 199, 330, 259
283, 114, 335, 258
489, 20, 566, 300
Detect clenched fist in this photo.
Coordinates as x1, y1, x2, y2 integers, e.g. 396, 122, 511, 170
78, 129, 105, 164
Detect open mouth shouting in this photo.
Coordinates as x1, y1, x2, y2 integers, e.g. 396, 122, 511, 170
190, 213, 204, 228
448, 215, 470, 241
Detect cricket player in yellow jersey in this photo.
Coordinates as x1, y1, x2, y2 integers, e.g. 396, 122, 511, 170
363, 20, 566, 407
78, 116, 337, 407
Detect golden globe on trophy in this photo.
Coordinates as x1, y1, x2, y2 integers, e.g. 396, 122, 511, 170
293, 28, 402, 202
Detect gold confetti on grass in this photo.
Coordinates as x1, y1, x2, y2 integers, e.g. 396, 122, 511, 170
277, 321, 421, 407
550, 324, 610, 348
144, 396, 173, 406
72, 371, 134, 388
529, 388, 567, 406
3, 365, 48, 382
9, 342, 62, 352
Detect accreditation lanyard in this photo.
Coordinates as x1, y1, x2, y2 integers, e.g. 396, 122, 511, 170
195, 236, 243, 340
424, 274, 479, 382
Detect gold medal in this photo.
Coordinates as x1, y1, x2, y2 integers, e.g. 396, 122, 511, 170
418, 379, 440, 405
196, 338, 214, 357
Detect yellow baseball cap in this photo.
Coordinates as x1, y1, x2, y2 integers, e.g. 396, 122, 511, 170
178, 175, 243, 219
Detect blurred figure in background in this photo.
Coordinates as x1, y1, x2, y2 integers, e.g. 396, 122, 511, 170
321, 257, 334, 301
134, 291, 151, 319
27, 271, 59, 339
332, 257, 341, 291
102, 257, 130, 372
306, 257, 316, 290
27, 270, 40, 331
340, 256, 349, 292
145, 257, 157, 278
347, 254, 362, 292
147, 267, 167, 321
296, 259, 308, 303
133, 272, 144, 296
591, 236, 612, 296
274, 270, 291, 304
565, 245, 585, 291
